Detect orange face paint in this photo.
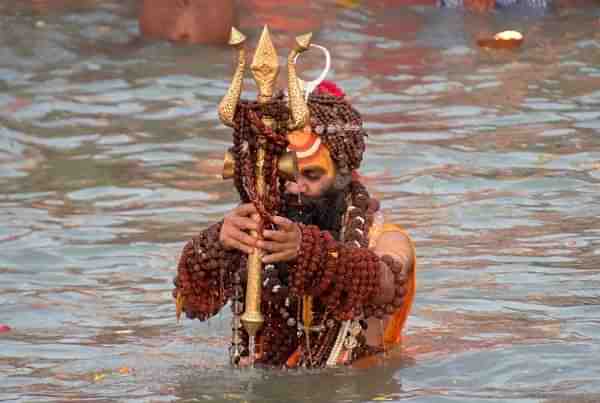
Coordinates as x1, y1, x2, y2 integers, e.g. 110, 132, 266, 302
287, 125, 336, 180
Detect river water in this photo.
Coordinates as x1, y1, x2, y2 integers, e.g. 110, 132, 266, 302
1, 1, 600, 402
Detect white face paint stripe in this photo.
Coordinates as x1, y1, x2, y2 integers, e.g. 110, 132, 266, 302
294, 136, 322, 159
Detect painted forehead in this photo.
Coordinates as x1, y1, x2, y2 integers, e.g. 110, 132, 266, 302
287, 128, 321, 157
287, 128, 335, 176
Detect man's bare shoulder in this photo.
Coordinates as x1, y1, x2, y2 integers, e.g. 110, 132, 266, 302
371, 222, 415, 264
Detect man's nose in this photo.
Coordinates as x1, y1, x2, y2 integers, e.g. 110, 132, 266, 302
285, 180, 307, 194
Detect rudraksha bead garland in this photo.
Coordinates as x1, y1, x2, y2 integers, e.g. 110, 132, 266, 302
229, 254, 248, 365
254, 179, 391, 366
290, 224, 381, 321
171, 178, 411, 366
346, 181, 409, 321
362, 254, 411, 319
286, 305, 342, 368
172, 222, 243, 321
287, 179, 412, 323
311, 319, 341, 367
338, 180, 413, 321
253, 266, 341, 368
344, 180, 377, 248
231, 96, 290, 230
251, 264, 299, 366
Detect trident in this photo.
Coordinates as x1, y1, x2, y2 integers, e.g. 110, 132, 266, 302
218, 26, 312, 341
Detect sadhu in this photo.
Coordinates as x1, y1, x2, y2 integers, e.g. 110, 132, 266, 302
173, 26, 416, 368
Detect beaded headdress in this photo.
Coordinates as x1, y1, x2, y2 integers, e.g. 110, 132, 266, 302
289, 37, 368, 175
295, 48, 368, 176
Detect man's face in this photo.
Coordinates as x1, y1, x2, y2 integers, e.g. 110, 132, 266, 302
282, 173, 344, 234
285, 163, 335, 199
284, 127, 346, 235
286, 125, 336, 199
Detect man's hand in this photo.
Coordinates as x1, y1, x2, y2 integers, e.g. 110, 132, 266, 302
219, 203, 260, 254
258, 216, 301, 264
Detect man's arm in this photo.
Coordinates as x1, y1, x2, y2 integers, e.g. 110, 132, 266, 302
371, 230, 415, 305
259, 217, 415, 322
173, 221, 242, 321
174, 203, 262, 322
367, 227, 417, 345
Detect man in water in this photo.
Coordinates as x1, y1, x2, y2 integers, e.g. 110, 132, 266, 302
172, 76, 416, 368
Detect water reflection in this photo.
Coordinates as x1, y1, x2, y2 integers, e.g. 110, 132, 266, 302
174, 357, 414, 403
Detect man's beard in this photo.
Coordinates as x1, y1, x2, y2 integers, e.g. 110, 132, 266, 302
282, 186, 348, 241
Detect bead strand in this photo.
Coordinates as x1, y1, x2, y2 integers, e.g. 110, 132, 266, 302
290, 225, 381, 321
173, 222, 242, 321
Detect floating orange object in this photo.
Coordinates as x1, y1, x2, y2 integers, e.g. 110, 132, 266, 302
477, 30, 523, 49
118, 367, 132, 375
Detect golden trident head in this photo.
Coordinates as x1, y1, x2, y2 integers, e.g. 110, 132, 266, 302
218, 25, 311, 129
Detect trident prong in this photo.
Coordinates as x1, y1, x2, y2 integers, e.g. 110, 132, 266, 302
250, 25, 279, 104
287, 32, 313, 130
218, 27, 247, 128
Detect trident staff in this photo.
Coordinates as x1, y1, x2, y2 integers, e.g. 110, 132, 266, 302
217, 26, 311, 353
